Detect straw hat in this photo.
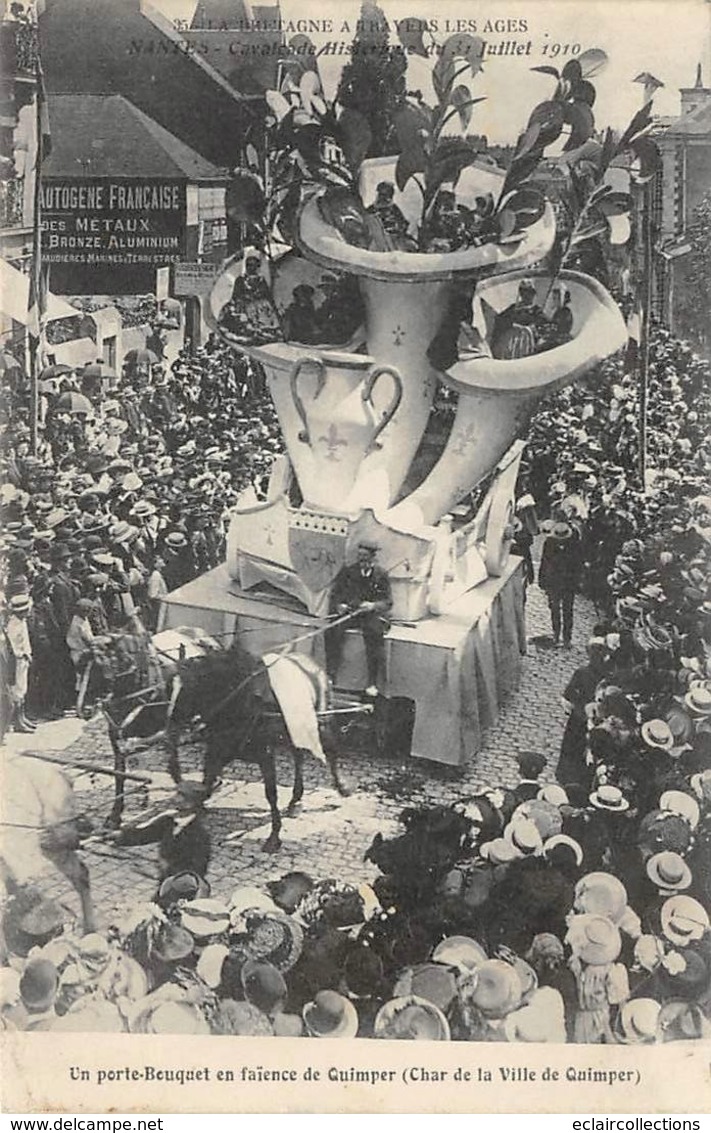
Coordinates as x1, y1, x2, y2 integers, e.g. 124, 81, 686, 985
373, 995, 450, 1041
566, 914, 622, 965
504, 817, 543, 856
480, 837, 519, 866
144, 1001, 210, 1035
513, 799, 563, 840
195, 943, 230, 989
504, 986, 566, 1043
302, 990, 358, 1038
659, 790, 700, 830
392, 963, 458, 1012
641, 719, 675, 751
431, 936, 487, 974
589, 784, 630, 812
157, 871, 211, 907
52, 997, 125, 1032
463, 959, 522, 1019
685, 685, 711, 716
151, 924, 195, 964
537, 784, 569, 807
646, 851, 692, 893
543, 833, 584, 867
690, 770, 711, 803
660, 897, 710, 946
575, 873, 628, 923
179, 898, 230, 938
227, 886, 279, 927
615, 998, 661, 1044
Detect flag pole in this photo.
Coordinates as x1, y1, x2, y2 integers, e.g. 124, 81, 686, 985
638, 178, 653, 489
29, 53, 47, 457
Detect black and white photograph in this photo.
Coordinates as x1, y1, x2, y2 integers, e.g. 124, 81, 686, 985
0, 0, 710, 1112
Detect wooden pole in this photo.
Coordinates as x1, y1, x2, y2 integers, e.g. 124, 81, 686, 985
13, 749, 151, 784
638, 179, 653, 488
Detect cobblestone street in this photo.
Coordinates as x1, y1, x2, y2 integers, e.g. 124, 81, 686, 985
23, 575, 597, 928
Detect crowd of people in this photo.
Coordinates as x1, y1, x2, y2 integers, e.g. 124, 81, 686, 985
1, 747, 709, 1040
1, 285, 710, 1041
0, 331, 283, 731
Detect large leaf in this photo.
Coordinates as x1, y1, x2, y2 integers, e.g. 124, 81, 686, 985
556, 138, 603, 168
395, 147, 426, 191
562, 101, 595, 151
450, 85, 475, 131
395, 17, 429, 58
571, 79, 596, 107
500, 185, 547, 228
393, 103, 429, 150
576, 47, 608, 79
441, 32, 485, 76
513, 121, 542, 160
426, 138, 480, 198
617, 102, 654, 151
299, 70, 324, 117
432, 54, 457, 102
499, 151, 543, 198
597, 191, 633, 216
225, 170, 266, 226
629, 135, 661, 183
496, 208, 517, 238
527, 100, 566, 147
604, 213, 632, 245
337, 108, 372, 172
530, 65, 560, 79
561, 59, 582, 82
265, 89, 291, 123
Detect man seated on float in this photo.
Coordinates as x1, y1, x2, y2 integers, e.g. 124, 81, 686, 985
324, 541, 392, 698
366, 181, 417, 251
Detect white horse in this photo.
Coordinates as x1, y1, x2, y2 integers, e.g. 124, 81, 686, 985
0, 750, 96, 936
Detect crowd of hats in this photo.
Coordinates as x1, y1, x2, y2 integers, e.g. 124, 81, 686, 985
2, 786, 710, 1042
0, 336, 283, 695
523, 321, 710, 613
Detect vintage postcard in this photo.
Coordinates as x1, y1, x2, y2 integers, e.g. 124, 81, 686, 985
0, 0, 710, 1115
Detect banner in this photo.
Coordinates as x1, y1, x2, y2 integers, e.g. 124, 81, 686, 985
39, 179, 187, 265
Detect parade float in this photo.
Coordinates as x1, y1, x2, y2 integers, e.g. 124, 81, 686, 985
160, 29, 649, 765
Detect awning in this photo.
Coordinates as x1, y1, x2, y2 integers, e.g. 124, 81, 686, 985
0, 256, 79, 325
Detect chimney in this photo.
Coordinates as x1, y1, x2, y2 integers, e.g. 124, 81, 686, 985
680, 62, 711, 115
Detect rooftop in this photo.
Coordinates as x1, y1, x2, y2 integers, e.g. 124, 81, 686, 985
43, 94, 229, 180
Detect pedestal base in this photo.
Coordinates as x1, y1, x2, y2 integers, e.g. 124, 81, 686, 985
158, 559, 526, 767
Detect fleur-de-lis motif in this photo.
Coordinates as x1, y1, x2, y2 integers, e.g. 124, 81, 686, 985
451, 424, 479, 456
319, 423, 348, 461
392, 323, 406, 346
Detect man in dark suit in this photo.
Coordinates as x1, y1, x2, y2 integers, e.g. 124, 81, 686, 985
538, 521, 583, 648
325, 541, 392, 696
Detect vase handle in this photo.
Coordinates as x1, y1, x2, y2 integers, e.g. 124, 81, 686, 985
289, 355, 326, 445
362, 365, 403, 454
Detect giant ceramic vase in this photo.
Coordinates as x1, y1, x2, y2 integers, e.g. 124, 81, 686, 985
250, 342, 402, 514
385, 269, 628, 529
295, 158, 558, 510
